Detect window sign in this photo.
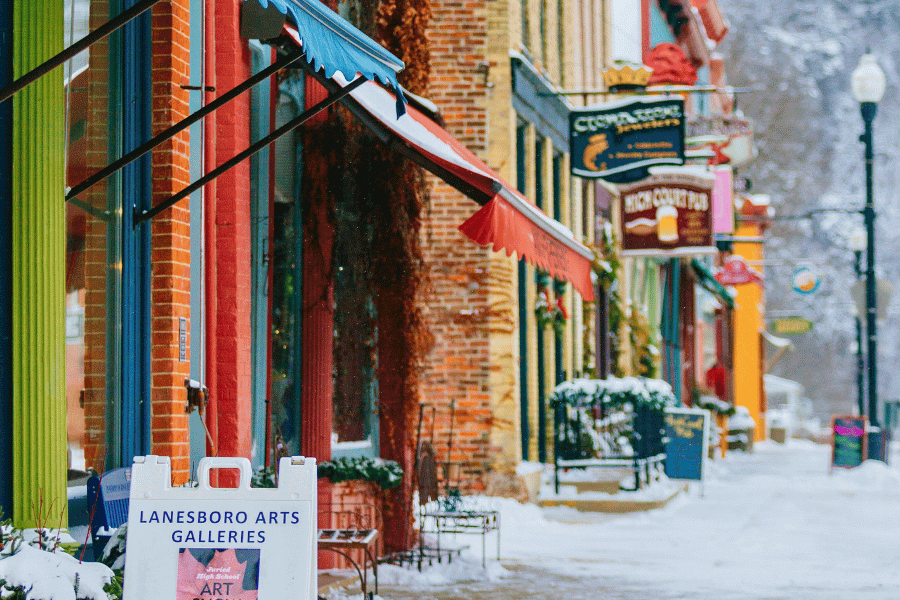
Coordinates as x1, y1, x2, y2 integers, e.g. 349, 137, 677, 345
124, 456, 317, 600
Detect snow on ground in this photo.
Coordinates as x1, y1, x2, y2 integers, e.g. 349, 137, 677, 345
338, 439, 900, 600
544, 474, 684, 501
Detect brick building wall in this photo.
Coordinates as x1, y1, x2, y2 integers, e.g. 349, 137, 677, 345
209, 0, 254, 467
421, 0, 521, 493
149, 0, 193, 484
421, 0, 603, 488
320, 479, 384, 568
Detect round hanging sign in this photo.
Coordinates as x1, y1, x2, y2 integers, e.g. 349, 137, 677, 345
791, 266, 821, 295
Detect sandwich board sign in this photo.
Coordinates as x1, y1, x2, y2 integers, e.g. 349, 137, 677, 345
663, 407, 710, 484
831, 415, 867, 471
123, 455, 317, 600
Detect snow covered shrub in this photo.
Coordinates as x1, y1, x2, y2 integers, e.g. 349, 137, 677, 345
0, 510, 121, 600
550, 378, 676, 460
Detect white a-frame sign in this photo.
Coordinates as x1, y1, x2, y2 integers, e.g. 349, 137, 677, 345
123, 455, 317, 600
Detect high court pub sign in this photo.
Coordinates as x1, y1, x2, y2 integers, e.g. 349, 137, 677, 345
570, 94, 715, 256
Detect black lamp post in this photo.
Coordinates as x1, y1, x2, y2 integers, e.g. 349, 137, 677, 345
851, 53, 886, 456
849, 226, 866, 418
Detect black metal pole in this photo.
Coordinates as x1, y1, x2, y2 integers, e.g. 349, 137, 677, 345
861, 101, 879, 429
134, 76, 365, 225
67, 49, 306, 201
855, 249, 866, 418
0, 0, 162, 104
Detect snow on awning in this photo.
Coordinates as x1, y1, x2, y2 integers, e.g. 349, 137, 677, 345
332, 73, 596, 301
249, 0, 406, 114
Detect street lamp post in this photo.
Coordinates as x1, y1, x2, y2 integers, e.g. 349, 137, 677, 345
849, 226, 867, 418
851, 53, 886, 457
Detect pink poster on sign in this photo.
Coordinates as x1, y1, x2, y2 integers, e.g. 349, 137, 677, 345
177, 548, 260, 600
712, 166, 734, 235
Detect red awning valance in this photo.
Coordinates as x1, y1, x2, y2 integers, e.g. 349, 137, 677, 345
459, 192, 595, 300
331, 71, 596, 301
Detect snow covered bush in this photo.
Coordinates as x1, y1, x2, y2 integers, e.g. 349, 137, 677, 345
0, 513, 121, 600
551, 377, 676, 411
550, 378, 676, 461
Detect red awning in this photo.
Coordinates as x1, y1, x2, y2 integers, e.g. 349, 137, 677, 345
329, 70, 596, 301
458, 191, 595, 301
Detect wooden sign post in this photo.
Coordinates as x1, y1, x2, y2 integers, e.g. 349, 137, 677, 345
831, 415, 867, 471
123, 455, 317, 600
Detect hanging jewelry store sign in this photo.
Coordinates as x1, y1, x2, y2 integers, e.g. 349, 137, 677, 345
570, 96, 685, 183
618, 168, 715, 256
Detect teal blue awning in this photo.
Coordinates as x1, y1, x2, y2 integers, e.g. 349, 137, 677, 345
691, 258, 735, 309
252, 0, 406, 113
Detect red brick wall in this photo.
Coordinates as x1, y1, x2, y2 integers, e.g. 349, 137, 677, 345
149, 0, 193, 484
81, 0, 112, 471
209, 0, 253, 467
320, 479, 384, 568
420, 0, 495, 492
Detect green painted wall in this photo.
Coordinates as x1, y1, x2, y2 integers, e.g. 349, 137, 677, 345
12, 0, 66, 527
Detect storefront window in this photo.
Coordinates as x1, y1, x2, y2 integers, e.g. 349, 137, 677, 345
65, 0, 122, 475
332, 185, 378, 457
271, 81, 303, 457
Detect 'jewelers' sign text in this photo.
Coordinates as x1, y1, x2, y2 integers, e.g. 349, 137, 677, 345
570, 96, 685, 182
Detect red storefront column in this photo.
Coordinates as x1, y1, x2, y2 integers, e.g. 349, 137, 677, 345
377, 301, 413, 554
302, 81, 335, 541
301, 79, 336, 567
206, 0, 253, 481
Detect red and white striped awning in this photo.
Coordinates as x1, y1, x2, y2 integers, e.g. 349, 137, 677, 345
332, 72, 596, 301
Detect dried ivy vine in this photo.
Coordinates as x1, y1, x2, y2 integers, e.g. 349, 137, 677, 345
329, 0, 433, 551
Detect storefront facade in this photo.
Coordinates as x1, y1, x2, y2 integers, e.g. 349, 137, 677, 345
418, 0, 608, 490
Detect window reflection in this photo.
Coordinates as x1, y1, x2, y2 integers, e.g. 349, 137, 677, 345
271, 83, 302, 457
333, 185, 377, 449
64, 0, 120, 475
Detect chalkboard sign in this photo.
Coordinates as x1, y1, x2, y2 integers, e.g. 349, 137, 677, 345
664, 408, 710, 481
831, 415, 867, 470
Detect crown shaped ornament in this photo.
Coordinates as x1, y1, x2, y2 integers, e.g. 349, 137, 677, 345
601, 62, 653, 92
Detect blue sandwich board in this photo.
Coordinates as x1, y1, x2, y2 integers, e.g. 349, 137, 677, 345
664, 407, 710, 482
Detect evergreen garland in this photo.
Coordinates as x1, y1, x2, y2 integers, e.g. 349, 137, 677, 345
627, 306, 659, 378
588, 222, 625, 376
253, 457, 405, 490
318, 457, 405, 490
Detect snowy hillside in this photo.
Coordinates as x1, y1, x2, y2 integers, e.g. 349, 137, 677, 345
718, 0, 900, 419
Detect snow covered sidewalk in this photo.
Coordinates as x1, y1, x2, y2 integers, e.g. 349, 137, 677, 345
360, 439, 900, 600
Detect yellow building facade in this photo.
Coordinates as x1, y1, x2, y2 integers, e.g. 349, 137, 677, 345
731, 221, 766, 441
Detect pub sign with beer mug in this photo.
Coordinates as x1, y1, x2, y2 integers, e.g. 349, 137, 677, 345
617, 167, 716, 256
